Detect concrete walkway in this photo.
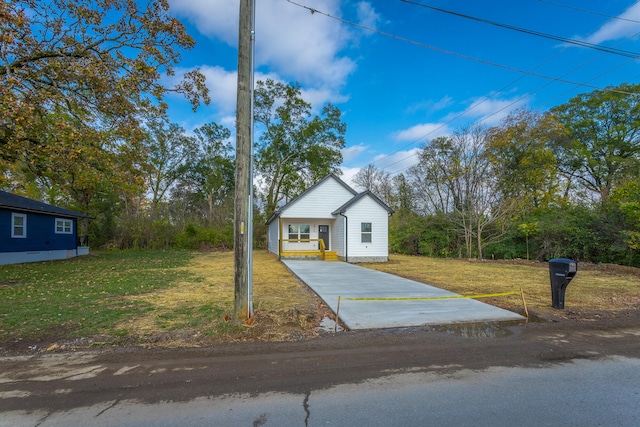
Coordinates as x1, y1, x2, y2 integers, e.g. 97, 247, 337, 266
283, 260, 525, 330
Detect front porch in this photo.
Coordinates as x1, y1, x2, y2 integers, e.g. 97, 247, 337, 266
272, 217, 341, 261
279, 238, 339, 261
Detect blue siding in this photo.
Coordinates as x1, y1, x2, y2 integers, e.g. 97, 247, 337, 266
0, 209, 77, 253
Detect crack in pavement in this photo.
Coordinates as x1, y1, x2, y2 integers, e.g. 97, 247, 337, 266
303, 390, 311, 427
95, 399, 120, 418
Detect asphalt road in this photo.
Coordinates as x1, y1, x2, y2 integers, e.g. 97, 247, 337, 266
1, 318, 640, 426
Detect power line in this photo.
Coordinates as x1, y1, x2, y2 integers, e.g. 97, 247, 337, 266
284, 0, 640, 182
400, 0, 640, 60
537, 0, 640, 24
285, 0, 638, 96
375, 28, 640, 177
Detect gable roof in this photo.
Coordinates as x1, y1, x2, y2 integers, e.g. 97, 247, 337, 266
0, 191, 90, 219
332, 190, 395, 216
266, 173, 357, 224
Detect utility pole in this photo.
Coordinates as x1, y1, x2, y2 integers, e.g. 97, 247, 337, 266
234, 0, 255, 320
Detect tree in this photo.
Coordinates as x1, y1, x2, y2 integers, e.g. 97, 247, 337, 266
173, 123, 235, 227
485, 109, 559, 210
0, 0, 209, 185
611, 181, 640, 265
549, 83, 640, 204
410, 126, 516, 259
391, 173, 416, 212
144, 120, 197, 216
254, 79, 346, 218
352, 164, 393, 205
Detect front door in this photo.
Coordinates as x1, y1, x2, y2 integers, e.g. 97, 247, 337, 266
318, 225, 330, 250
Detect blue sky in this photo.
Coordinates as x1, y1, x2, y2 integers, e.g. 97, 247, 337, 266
164, 0, 640, 186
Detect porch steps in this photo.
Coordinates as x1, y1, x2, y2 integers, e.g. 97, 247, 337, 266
324, 251, 339, 261
281, 250, 339, 261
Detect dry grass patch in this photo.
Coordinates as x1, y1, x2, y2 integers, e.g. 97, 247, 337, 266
119, 250, 323, 343
360, 255, 640, 320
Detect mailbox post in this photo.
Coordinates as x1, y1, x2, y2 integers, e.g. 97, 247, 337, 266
548, 258, 578, 309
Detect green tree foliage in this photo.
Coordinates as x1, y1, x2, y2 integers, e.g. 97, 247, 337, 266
612, 181, 640, 264
549, 83, 640, 203
254, 79, 346, 218
409, 126, 516, 259
397, 84, 640, 267
0, 0, 208, 191
172, 122, 235, 228
144, 119, 198, 215
486, 109, 559, 210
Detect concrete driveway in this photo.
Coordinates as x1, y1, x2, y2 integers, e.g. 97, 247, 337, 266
283, 260, 525, 330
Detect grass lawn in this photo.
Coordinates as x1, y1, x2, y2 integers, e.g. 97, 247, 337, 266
360, 255, 640, 319
0, 250, 321, 348
1, 251, 638, 350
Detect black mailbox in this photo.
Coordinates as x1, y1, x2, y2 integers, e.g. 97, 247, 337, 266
548, 258, 578, 309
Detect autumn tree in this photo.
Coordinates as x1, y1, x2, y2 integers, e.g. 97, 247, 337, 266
0, 0, 208, 189
352, 164, 393, 206
144, 120, 197, 216
485, 109, 559, 211
254, 79, 346, 218
549, 83, 640, 204
172, 122, 235, 227
410, 127, 516, 259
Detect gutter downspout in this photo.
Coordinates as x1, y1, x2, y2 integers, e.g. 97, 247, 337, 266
339, 212, 348, 263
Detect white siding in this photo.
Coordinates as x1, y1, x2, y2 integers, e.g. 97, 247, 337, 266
267, 220, 279, 255
345, 196, 390, 262
269, 218, 339, 254
283, 178, 354, 219
332, 214, 345, 257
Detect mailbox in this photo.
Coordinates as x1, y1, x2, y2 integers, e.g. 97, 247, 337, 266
548, 258, 578, 309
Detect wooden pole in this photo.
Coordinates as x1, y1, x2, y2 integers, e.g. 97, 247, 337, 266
520, 287, 529, 319
335, 296, 341, 332
234, 0, 254, 320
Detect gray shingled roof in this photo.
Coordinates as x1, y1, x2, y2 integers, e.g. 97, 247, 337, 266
266, 173, 357, 225
0, 190, 90, 218
331, 190, 394, 215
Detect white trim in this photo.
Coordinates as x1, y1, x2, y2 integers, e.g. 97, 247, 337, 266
55, 217, 73, 234
11, 212, 27, 238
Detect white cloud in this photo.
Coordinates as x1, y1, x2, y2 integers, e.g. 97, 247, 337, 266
356, 1, 382, 30
339, 166, 362, 186
451, 94, 528, 127
393, 123, 451, 142
405, 96, 454, 114
583, 3, 640, 44
341, 143, 369, 163
301, 87, 350, 112
171, 0, 357, 93
197, 66, 238, 114
169, 0, 238, 44
371, 148, 421, 174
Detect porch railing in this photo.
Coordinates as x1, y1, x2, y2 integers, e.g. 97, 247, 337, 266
279, 238, 326, 260
77, 235, 89, 247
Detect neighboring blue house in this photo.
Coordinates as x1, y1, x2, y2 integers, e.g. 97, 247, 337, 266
0, 190, 91, 265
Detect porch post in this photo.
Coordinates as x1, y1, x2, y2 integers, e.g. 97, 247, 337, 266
278, 216, 283, 260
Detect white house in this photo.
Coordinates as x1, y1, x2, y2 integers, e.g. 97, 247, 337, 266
266, 174, 394, 263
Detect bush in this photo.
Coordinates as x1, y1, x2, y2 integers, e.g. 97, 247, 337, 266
175, 222, 233, 250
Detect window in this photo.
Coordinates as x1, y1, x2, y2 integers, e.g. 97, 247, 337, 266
361, 222, 372, 243
55, 218, 73, 234
288, 224, 310, 241
11, 213, 26, 238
